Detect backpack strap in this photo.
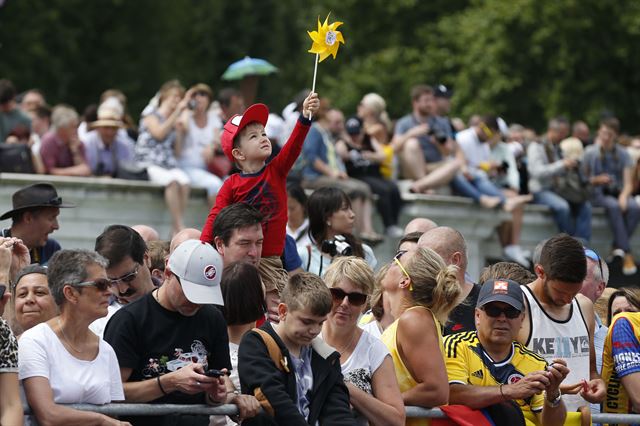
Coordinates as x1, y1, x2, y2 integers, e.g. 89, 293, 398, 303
251, 328, 290, 418
252, 328, 289, 373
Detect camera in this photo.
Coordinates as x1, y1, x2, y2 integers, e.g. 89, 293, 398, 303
497, 161, 509, 174
321, 235, 353, 257
187, 99, 197, 110
428, 128, 448, 145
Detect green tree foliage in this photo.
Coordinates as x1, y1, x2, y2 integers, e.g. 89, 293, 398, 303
1, 0, 640, 131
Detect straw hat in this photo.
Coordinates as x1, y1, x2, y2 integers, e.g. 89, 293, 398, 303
91, 97, 124, 128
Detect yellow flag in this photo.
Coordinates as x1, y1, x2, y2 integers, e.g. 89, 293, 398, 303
307, 14, 345, 62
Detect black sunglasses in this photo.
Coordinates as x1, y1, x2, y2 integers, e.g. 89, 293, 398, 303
482, 304, 521, 319
330, 287, 368, 306
109, 265, 139, 285
72, 278, 114, 292
0, 284, 6, 299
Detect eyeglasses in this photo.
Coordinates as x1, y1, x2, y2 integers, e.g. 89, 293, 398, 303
72, 278, 114, 292
0, 284, 6, 299
482, 304, 521, 319
329, 287, 368, 306
584, 248, 603, 279
109, 265, 139, 285
393, 250, 413, 291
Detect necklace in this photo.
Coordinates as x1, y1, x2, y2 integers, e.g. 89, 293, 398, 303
57, 318, 83, 353
333, 328, 359, 356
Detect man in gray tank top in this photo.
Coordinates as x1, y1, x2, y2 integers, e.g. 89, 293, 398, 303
517, 234, 605, 413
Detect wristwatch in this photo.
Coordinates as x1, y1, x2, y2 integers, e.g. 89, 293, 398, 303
545, 390, 562, 408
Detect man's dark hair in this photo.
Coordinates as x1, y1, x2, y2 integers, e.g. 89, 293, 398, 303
95, 224, 147, 267
548, 116, 570, 131
220, 261, 266, 325
410, 84, 433, 102
397, 231, 422, 250
213, 203, 264, 246
0, 79, 16, 105
600, 117, 620, 134
539, 234, 586, 283
218, 88, 241, 109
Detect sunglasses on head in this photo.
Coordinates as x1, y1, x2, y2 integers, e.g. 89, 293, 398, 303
329, 287, 368, 307
393, 250, 413, 291
482, 304, 521, 319
584, 248, 603, 279
72, 278, 114, 292
109, 265, 139, 285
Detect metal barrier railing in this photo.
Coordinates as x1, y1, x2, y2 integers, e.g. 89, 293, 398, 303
21, 403, 640, 423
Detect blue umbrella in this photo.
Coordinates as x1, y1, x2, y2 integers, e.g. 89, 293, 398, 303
221, 56, 278, 80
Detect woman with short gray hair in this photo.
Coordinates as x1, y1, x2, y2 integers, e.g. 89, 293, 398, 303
18, 249, 130, 425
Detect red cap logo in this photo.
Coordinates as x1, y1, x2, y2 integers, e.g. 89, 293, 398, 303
204, 265, 217, 281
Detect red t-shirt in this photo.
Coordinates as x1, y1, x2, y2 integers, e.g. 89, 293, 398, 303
200, 116, 311, 257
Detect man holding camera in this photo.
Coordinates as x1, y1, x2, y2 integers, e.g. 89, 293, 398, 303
392, 84, 462, 193
456, 116, 532, 267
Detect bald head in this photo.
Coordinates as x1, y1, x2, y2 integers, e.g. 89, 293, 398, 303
418, 226, 467, 271
131, 224, 160, 242
170, 228, 202, 253
404, 218, 438, 236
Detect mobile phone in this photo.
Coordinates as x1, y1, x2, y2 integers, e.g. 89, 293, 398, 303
205, 369, 225, 378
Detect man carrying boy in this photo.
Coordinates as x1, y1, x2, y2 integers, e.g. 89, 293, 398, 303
200, 92, 319, 296
238, 272, 355, 425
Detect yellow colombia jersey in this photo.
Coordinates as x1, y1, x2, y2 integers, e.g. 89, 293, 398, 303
601, 311, 640, 422
444, 331, 548, 425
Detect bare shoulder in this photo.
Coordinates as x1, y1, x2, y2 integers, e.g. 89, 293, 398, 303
398, 307, 437, 338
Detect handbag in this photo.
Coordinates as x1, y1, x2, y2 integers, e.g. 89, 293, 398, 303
553, 168, 590, 204
0, 143, 35, 173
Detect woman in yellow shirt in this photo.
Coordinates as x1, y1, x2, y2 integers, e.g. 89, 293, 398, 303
381, 247, 461, 425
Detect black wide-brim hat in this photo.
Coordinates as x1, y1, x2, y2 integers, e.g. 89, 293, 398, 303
0, 183, 75, 220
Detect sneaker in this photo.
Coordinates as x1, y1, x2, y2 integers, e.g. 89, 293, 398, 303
385, 225, 404, 238
607, 248, 626, 263
623, 253, 638, 276
504, 245, 531, 269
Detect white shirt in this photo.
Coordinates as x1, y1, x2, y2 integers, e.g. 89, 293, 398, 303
178, 110, 221, 169
456, 127, 491, 170
89, 300, 123, 338
298, 243, 377, 278
339, 331, 390, 426
18, 322, 124, 404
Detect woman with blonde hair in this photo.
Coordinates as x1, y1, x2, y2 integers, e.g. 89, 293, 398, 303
358, 93, 395, 180
136, 80, 193, 235
322, 257, 405, 426
381, 247, 461, 425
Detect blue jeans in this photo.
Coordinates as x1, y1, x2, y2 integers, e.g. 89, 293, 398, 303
592, 194, 640, 252
451, 172, 505, 203
533, 190, 592, 242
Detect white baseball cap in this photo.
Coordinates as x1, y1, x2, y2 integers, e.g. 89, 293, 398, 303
168, 240, 224, 305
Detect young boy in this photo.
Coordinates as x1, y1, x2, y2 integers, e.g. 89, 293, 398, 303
200, 92, 319, 296
238, 272, 355, 426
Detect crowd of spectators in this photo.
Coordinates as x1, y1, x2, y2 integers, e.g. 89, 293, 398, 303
2, 78, 640, 271
2, 75, 640, 425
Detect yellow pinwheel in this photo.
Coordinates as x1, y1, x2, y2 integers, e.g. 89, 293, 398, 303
307, 14, 345, 62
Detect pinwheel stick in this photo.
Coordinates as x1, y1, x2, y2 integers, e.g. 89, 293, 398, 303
308, 53, 319, 119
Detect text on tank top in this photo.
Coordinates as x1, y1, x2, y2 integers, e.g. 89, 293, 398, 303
522, 285, 590, 411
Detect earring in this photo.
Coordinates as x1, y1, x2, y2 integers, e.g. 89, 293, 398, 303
327, 222, 332, 227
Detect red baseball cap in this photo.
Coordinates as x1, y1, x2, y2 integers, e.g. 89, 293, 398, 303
221, 103, 269, 162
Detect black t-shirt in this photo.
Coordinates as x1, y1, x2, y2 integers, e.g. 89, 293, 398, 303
104, 292, 231, 425
444, 283, 480, 336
